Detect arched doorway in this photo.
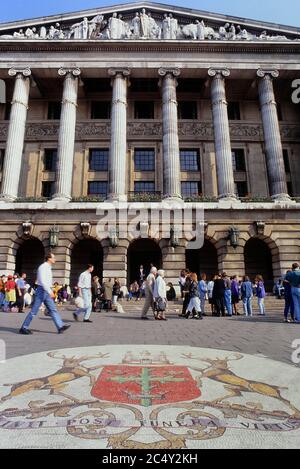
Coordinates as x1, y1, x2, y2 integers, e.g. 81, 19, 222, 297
15, 238, 45, 285
186, 239, 218, 280
70, 239, 103, 287
127, 239, 162, 285
244, 238, 274, 291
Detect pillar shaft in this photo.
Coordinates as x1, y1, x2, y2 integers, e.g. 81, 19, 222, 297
0, 68, 31, 201
208, 69, 237, 200
52, 68, 81, 201
108, 68, 130, 201
159, 68, 182, 199
257, 69, 289, 200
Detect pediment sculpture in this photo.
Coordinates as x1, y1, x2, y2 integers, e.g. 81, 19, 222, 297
0, 9, 296, 42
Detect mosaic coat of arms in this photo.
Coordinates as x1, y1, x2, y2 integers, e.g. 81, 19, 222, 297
0, 345, 299, 448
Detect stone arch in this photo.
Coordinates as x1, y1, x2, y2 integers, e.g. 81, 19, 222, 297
127, 238, 162, 285
185, 237, 219, 281
244, 235, 280, 291
70, 237, 104, 287
15, 237, 45, 285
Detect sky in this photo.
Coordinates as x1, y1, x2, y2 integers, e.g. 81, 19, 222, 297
0, 0, 299, 28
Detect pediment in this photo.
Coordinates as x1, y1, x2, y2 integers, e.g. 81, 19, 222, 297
0, 1, 299, 42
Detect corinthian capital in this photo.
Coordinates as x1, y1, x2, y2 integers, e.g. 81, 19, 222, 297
58, 67, 81, 77
8, 67, 31, 77
158, 67, 181, 78
108, 68, 131, 77
208, 68, 230, 78
257, 69, 279, 79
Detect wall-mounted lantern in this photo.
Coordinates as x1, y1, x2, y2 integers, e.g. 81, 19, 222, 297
109, 226, 118, 248
49, 225, 59, 248
228, 226, 240, 249
170, 226, 180, 247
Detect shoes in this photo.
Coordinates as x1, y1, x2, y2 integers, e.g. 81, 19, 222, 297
19, 328, 32, 335
83, 319, 93, 323
73, 313, 79, 322
58, 324, 71, 334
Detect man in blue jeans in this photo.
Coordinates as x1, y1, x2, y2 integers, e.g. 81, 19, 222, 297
73, 264, 94, 323
19, 253, 71, 335
285, 264, 300, 323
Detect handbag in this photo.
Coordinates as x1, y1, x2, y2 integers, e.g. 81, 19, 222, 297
156, 297, 166, 312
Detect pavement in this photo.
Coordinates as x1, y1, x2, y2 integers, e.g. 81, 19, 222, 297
0, 298, 300, 449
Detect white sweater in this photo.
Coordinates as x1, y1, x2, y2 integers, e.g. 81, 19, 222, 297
153, 275, 167, 299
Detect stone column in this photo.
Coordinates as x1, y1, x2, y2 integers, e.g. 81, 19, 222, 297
257, 69, 290, 201
0, 67, 31, 201
158, 68, 182, 199
52, 68, 81, 201
108, 68, 130, 201
208, 68, 237, 200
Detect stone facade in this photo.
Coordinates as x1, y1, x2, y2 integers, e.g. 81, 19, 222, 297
0, 2, 300, 286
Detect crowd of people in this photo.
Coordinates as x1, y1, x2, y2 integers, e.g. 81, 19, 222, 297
1, 254, 300, 334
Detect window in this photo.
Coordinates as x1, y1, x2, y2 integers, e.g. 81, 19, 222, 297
4, 103, 11, 120
44, 149, 57, 172
48, 102, 61, 120
91, 101, 111, 119
134, 101, 154, 119
134, 149, 155, 171
277, 104, 283, 122
180, 150, 200, 171
88, 181, 108, 198
41, 181, 54, 198
134, 181, 155, 193
235, 181, 248, 198
232, 149, 246, 172
283, 149, 290, 173
0, 149, 4, 171
89, 149, 109, 171
227, 102, 241, 120
178, 102, 197, 120
181, 181, 202, 197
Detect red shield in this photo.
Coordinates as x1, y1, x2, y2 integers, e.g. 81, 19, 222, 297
91, 366, 201, 406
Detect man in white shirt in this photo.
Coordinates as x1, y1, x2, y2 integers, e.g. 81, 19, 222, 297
141, 267, 157, 320
20, 253, 70, 335
73, 264, 94, 322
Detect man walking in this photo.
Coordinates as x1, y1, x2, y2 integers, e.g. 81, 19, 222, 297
19, 253, 70, 335
285, 263, 300, 323
141, 266, 157, 320
73, 264, 94, 323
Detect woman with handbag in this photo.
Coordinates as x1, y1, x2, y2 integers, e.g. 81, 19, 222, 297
153, 269, 167, 321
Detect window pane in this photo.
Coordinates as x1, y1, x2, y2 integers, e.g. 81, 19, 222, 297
44, 149, 57, 172
134, 149, 155, 171
88, 181, 108, 197
0, 149, 4, 171
134, 101, 154, 119
41, 181, 54, 198
228, 102, 240, 120
180, 150, 200, 171
178, 102, 197, 119
91, 101, 111, 119
287, 181, 293, 197
283, 149, 290, 173
89, 149, 109, 171
235, 182, 248, 198
232, 149, 246, 171
181, 181, 201, 197
4, 103, 11, 120
48, 102, 61, 120
134, 181, 155, 193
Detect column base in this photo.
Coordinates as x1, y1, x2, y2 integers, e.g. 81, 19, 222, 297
107, 194, 128, 202
272, 193, 292, 203
51, 193, 72, 202
0, 193, 17, 202
218, 194, 239, 203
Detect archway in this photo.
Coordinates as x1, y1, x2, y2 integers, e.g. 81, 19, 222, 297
186, 239, 218, 281
15, 238, 45, 285
244, 238, 274, 291
70, 239, 103, 287
127, 239, 162, 285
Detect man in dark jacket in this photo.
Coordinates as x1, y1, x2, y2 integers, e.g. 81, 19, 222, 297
212, 274, 226, 317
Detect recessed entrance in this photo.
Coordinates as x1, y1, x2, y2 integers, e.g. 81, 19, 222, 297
127, 239, 162, 285
70, 239, 103, 287
244, 238, 274, 291
15, 238, 45, 285
186, 239, 218, 280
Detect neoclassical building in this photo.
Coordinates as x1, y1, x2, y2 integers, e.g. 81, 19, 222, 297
0, 1, 300, 289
